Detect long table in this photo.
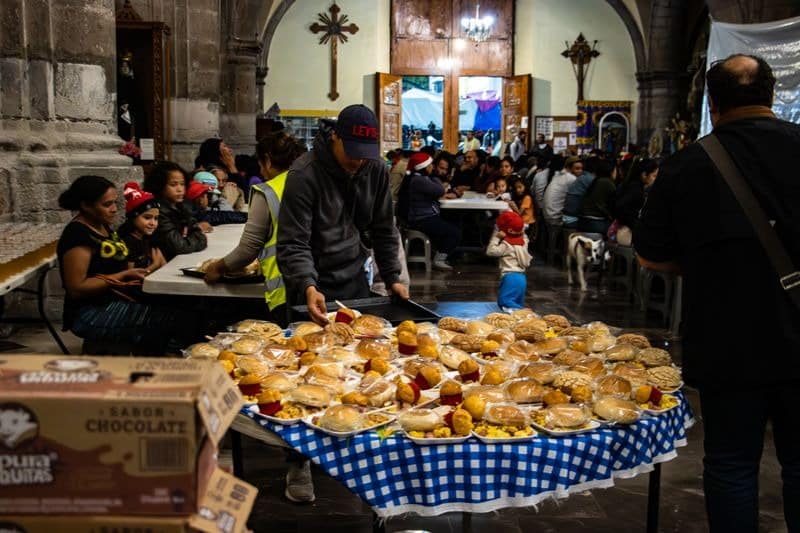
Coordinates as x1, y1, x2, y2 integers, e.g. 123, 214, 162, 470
439, 191, 510, 211
143, 224, 263, 299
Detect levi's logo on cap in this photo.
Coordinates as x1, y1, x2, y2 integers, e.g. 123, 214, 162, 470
351, 124, 378, 140
336, 104, 380, 160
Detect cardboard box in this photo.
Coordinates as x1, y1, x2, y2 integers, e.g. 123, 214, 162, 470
0, 355, 245, 516
0, 467, 258, 533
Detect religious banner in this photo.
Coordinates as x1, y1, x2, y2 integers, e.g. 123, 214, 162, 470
576, 100, 632, 153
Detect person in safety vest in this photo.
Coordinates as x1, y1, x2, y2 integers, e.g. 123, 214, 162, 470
203, 131, 307, 325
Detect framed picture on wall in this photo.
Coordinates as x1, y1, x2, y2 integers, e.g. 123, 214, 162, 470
383, 81, 400, 106
383, 112, 400, 142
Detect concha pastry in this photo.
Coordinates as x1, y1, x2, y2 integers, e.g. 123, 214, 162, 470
438, 316, 468, 333
543, 314, 571, 329
487, 329, 515, 345
188, 342, 220, 359
532, 338, 568, 355
325, 322, 355, 345
616, 333, 651, 349
638, 347, 672, 367
511, 308, 538, 320
351, 314, 387, 336
587, 334, 617, 353
449, 333, 484, 353
230, 336, 263, 355
512, 320, 547, 342
551, 349, 585, 366
646, 366, 682, 390
586, 321, 611, 336
604, 343, 639, 362
552, 370, 593, 394
484, 313, 517, 329
234, 320, 283, 338
558, 326, 590, 339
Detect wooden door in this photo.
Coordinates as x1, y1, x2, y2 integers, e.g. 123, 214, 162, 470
376, 73, 403, 155
501, 74, 531, 149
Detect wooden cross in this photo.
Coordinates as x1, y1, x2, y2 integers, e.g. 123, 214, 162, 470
310, 3, 359, 101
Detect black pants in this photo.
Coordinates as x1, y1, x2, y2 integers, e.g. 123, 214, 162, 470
699, 383, 800, 532
409, 214, 461, 255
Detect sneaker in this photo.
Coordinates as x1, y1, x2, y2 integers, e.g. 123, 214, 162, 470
285, 461, 315, 503
433, 253, 453, 271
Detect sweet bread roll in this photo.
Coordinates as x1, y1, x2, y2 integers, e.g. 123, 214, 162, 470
466, 320, 493, 337
504, 379, 548, 403
304, 372, 344, 394
504, 340, 539, 362
512, 320, 547, 342
355, 338, 392, 360
596, 375, 632, 398
484, 404, 527, 427
286, 336, 308, 351
542, 389, 570, 406
543, 314, 570, 329
351, 314, 387, 336
511, 308, 538, 320
450, 334, 484, 353
231, 336, 263, 355
319, 405, 362, 432
438, 316, 468, 333
570, 384, 593, 404
638, 347, 672, 367
303, 330, 334, 352
593, 397, 639, 424
617, 333, 651, 349
305, 362, 344, 379
439, 345, 470, 370
604, 343, 638, 362
518, 362, 557, 384
290, 384, 331, 407
558, 326, 590, 339
341, 391, 369, 407
532, 338, 568, 355
552, 370, 593, 394
587, 335, 617, 353
571, 356, 605, 377
484, 313, 516, 329
487, 329, 515, 345
189, 343, 220, 359
463, 385, 505, 403
236, 356, 271, 377
551, 349, 584, 366
569, 339, 590, 354
294, 322, 323, 337
647, 366, 681, 390
586, 321, 611, 336
399, 409, 441, 432
436, 328, 458, 344
261, 373, 295, 393
612, 362, 648, 387
235, 320, 283, 339
544, 404, 591, 428
326, 322, 355, 345
299, 352, 317, 367
363, 380, 396, 407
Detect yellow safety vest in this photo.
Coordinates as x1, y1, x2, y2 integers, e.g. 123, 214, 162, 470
251, 172, 287, 310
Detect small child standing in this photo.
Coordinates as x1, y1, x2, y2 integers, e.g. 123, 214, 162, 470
119, 182, 166, 272
486, 211, 532, 311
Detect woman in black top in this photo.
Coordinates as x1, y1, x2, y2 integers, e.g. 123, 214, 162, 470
57, 175, 184, 354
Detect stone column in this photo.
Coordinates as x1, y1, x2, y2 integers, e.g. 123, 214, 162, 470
0, 0, 139, 225
635, 0, 689, 146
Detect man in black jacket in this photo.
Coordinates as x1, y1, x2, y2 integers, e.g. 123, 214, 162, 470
277, 105, 408, 324
635, 54, 800, 533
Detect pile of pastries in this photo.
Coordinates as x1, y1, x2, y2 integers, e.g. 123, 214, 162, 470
185, 307, 683, 440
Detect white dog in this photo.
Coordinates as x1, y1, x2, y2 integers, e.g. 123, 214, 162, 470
567, 233, 605, 292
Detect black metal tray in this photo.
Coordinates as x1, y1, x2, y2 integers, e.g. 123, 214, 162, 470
290, 295, 440, 325
180, 267, 264, 285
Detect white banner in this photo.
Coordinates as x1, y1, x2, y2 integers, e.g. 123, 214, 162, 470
701, 15, 800, 136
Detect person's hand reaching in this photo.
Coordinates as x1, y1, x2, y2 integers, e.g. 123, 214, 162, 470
305, 286, 329, 325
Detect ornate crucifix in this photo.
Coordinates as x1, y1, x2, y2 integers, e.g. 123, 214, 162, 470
561, 33, 600, 102
310, 3, 359, 101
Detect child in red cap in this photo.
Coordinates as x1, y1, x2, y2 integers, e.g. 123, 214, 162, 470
186, 180, 247, 226
118, 181, 166, 273
486, 210, 532, 310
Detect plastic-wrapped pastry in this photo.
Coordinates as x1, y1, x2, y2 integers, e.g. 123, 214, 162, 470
552, 370, 593, 394
341, 390, 370, 407
303, 330, 335, 352
396, 320, 418, 335
646, 366, 682, 390
593, 397, 639, 424
518, 362, 557, 384
638, 347, 672, 367
294, 322, 323, 337
483, 404, 527, 427
465, 320, 493, 337
543, 314, 570, 329
512, 320, 547, 342
230, 336, 264, 355
504, 379, 549, 403
487, 329, 515, 345
318, 405, 362, 432
438, 316, 468, 333
484, 313, 516, 329
449, 334, 484, 353
587, 334, 617, 353
604, 343, 638, 362
397, 330, 418, 355
558, 326, 590, 339
504, 340, 540, 362
351, 314, 389, 336
511, 308, 538, 320
398, 408, 441, 432
289, 384, 331, 407
532, 338, 568, 355
596, 374, 632, 399
363, 379, 396, 407
612, 362, 648, 387
188, 342, 220, 359
616, 333, 651, 349
355, 338, 392, 360
571, 356, 605, 377
439, 345, 470, 370
326, 322, 355, 345
551, 349, 585, 366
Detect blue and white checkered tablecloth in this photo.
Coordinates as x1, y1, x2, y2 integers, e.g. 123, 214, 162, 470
242, 392, 695, 517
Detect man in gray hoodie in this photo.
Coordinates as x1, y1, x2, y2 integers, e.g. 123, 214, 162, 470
277, 104, 408, 325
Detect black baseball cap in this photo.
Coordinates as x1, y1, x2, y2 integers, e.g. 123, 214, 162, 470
334, 104, 380, 160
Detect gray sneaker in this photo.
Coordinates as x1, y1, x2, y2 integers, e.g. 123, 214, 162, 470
285, 460, 315, 503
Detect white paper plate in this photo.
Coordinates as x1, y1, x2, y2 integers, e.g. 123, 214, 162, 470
641, 394, 681, 415
401, 430, 471, 445
303, 413, 395, 438
531, 420, 601, 436
247, 403, 304, 425
660, 382, 684, 393
472, 429, 537, 444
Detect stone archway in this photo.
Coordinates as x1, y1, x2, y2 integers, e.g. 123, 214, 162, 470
256, 0, 296, 112
604, 0, 647, 73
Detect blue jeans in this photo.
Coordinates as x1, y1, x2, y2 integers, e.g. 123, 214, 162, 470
497, 272, 526, 309
699, 383, 800, 532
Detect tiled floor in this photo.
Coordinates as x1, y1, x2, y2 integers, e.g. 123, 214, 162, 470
4, 259, 789, 532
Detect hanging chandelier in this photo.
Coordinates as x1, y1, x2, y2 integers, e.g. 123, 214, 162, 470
461, 3, 493, 43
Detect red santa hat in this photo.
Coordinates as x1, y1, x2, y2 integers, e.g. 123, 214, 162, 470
123, 182, 159, 218
407, 152, 433, 173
